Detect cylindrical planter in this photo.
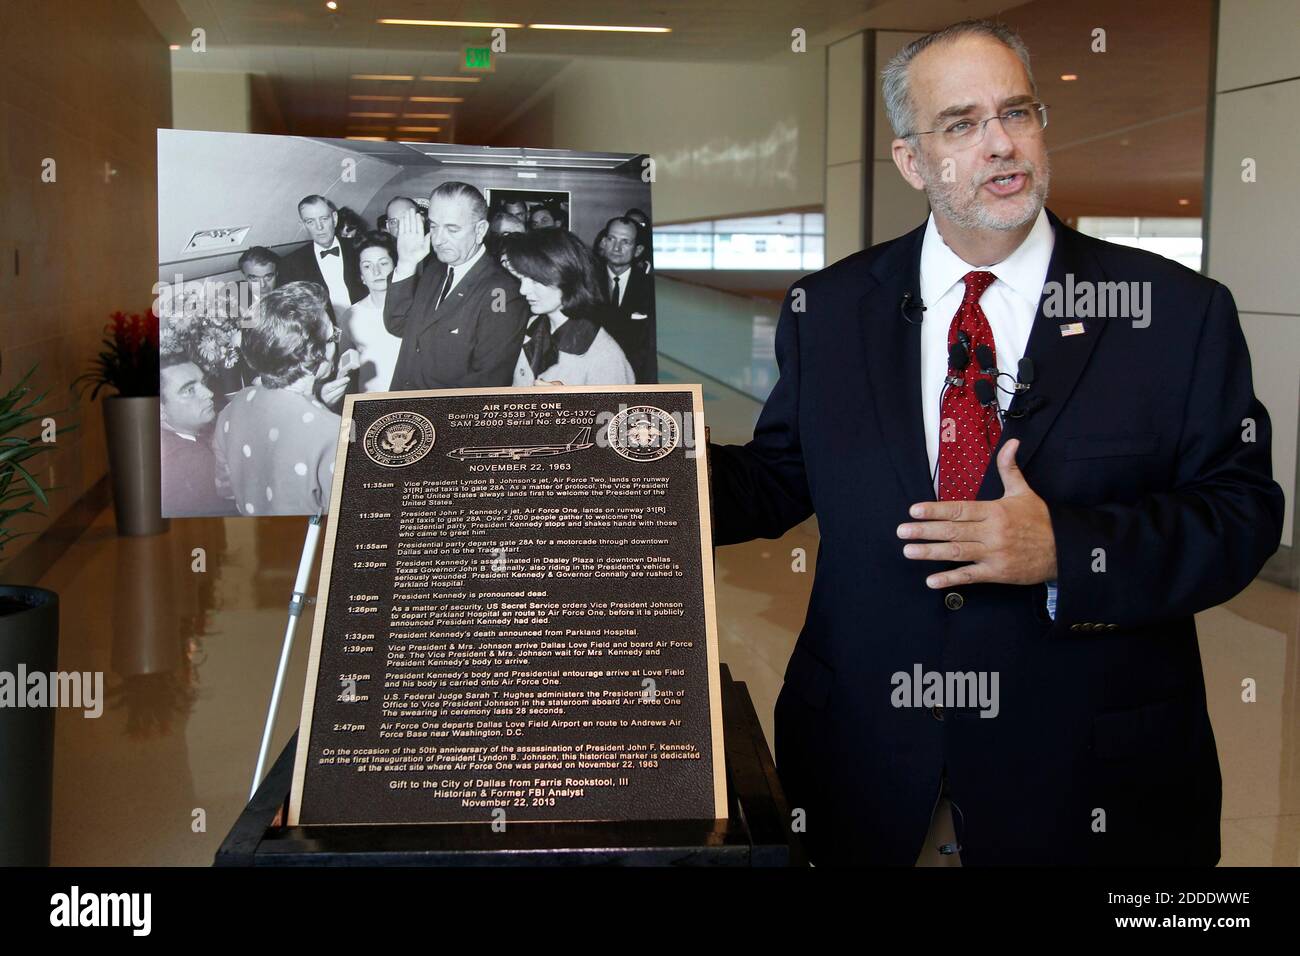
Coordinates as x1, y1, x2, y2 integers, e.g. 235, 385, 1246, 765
0, 585, 59, 866
103, 395, 169, 536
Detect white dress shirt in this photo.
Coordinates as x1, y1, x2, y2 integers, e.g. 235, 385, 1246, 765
441, 243, 486, 300
918, 207, 1057, 616
315, 239, 351, 315
919, 207, 1054, 485
606, 265, 632, 306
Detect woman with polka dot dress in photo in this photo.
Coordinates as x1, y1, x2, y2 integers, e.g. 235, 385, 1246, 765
213, 281, 343, 516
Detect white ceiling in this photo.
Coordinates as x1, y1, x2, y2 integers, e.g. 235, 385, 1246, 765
138, 0, 1215, 217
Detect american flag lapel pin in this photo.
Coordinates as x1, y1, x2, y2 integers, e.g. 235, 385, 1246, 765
1059, 321, 1086, 337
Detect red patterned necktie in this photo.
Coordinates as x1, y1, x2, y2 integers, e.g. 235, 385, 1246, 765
938, 270, 1001, 501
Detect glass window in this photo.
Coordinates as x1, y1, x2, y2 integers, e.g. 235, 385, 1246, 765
652, 210, 825, 270
1076, 216, 1203, 272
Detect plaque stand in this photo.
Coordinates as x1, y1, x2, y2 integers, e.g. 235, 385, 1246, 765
249, 514, 325, 799
217, 666, 800, 867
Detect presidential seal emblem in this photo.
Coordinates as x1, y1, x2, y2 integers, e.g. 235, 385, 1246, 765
362, 411, 436, 467
607, 405, 679, 462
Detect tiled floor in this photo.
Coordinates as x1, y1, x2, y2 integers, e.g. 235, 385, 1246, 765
29, 278, 1300, 865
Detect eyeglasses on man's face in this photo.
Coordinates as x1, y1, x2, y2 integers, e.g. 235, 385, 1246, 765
907, 102, 1049, 149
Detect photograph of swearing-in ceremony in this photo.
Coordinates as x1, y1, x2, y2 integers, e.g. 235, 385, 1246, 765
0, 0, 1297, 933
156, 133, 656, 517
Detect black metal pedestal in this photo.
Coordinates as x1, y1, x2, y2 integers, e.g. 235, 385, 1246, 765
216, 665, 799, 866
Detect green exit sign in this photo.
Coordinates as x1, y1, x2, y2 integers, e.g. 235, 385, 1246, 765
462, 45, 493, 72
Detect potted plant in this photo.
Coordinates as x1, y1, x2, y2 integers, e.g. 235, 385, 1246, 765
0, 358, 61, 866
75, 310, 166, 535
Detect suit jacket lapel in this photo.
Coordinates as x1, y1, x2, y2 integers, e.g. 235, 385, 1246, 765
978, 210, 1108, 497
862, 222, 934, 506
419, 252, 490, 334
306, 244, 326, 287
341, 236, 363, 301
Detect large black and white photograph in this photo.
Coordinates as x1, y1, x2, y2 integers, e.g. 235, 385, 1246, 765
155, 131, 657, 517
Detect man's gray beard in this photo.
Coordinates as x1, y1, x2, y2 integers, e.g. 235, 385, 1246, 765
921, 156, 1050, 231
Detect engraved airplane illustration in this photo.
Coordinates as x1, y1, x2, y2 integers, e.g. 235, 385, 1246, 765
446, 426, 594, 461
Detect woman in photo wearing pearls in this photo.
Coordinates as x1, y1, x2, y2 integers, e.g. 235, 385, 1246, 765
500, 229, 635, 387
213, 281, 343, 516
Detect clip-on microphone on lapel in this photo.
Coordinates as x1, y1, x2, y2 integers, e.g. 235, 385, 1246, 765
1005, 359, 1043, 420
899, 292, 926, 325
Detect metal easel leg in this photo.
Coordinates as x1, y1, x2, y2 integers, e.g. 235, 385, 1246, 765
249, 513, 325, 800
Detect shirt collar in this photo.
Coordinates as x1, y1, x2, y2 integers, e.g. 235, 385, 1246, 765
919, 207, 1053, 309
161, 421, 198, 441
451, 242, 485, 277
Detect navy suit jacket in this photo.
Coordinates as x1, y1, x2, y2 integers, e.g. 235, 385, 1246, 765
383, 250, 529, 390
602, 264, 657, 383
708, 210, 1284, 865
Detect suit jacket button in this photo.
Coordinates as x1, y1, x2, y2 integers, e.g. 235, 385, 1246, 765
932, 705, 945, 721
944, 592, 964, 611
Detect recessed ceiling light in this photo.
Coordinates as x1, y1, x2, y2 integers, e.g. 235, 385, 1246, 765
347, 136, 387, 142
326, 1, 338, 10
419, 76, 481, 83
409, 96, 464, 104
397, 126, 442, 133
169, 44, 180, 51
351, 73, 414, 82
1178, 198, 1191, 206
349, 112, 397, 119
1060, 73, 1078, 81
379, 18, 524, 28
528, 24, 672, 33
402, 113, 451, 120
349, 95, 402, 102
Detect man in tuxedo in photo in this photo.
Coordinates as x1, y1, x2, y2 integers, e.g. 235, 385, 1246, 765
384, 181, 530, 390
598, 216, 656, 383
278, 194, 366, 320
707, 19, 1284, 865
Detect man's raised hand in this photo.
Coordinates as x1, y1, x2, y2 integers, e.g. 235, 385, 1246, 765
393, 207, 430, 280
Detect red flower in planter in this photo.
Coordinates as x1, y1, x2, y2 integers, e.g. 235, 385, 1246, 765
74, 310, 162, 400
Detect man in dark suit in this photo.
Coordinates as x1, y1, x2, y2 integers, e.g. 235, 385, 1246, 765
159, 353, 236, 517
278, 194, 367, 320
598, 216, 656, 383
384, 182, 529, 390
707, 19, 1284, 866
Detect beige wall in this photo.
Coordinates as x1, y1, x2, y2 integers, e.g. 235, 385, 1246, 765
172, 71, 252, 133
0, 0, 171, 564
870, 31, 930, 245
1206, 0, 1300, 550
491, 55, 825, 225
823, 30, 930, 266
824, 32, 865, 264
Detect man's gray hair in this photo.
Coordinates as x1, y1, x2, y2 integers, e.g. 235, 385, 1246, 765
881, 19, 1038, 138
429, 181, 488, 223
